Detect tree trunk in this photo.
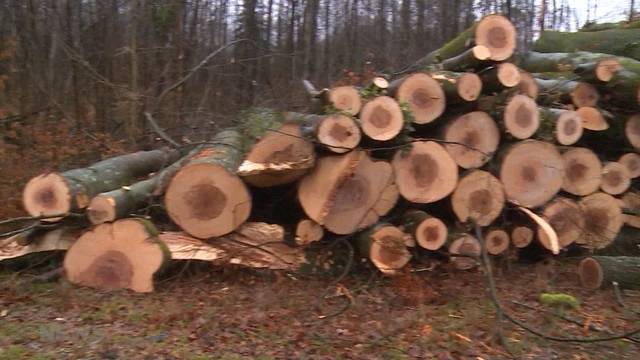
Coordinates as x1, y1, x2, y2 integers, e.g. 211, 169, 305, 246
400, 210, 448, 250
63, 218, 169, 293
439, 45, 492, 72
164, 129, 252, 239
357, 223, 411, 275
534, 29, 640, 61
579, 256, 640, 289
23, 148, 183, 221
451, 170, 505, 226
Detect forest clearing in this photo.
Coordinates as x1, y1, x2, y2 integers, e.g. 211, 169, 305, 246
2, 1, 640, 359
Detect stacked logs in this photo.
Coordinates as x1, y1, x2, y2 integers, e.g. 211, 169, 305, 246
3, 14, 640, 292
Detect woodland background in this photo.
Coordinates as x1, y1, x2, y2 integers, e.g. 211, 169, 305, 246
0, 0, 637, 217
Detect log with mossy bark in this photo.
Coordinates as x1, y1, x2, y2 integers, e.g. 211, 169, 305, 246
535, 78, 600, 108
164, 129, 252, 239
534, 29, 640, 61
480, 63, 522, 93
594, 226, 640, 256
579, 256, 640, 290
22, 148, 183, 221
598, 69, 640, 110
430, 71, 483, 103
357, 223, 411, 275
439, 45, 492, 72
400, 210, 448, 250
63, 218, 169, 293
579, 20, 640, 32
518, 51, 631, 81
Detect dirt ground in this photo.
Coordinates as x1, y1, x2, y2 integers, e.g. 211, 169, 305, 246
0, 257, 638, 360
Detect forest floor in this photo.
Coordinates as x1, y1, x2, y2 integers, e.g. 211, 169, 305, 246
0, 258, 639, 360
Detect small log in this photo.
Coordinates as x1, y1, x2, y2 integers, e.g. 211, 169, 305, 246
534, 29, 640, 61
485, 228, 510, 255
400, 210, 448, 250
578, 192, 624, 250
288, 112, 362, 154
0, 228, 78, 262
576, 107, 609, 131
625, 114, 640, 149
574, 58, 622, 83
326, 85, 362, 115
511, 226, 534, 248
600, 69, 640, 110
535, 78, 600, 108
440, 45, 492, 71
357, 223, 411, 275
538, 197, 584, 250
595, 226, 640, 256
164, 129, 252, 239
618, 153, 640, 178
298, 151, 396, 234
621, 191, 640, 228
392, 141, 458, 203
451, 170, 505, 226
561, 147, 602, 196
481, 63, 522, 93
499, 140, 565, 208
22, 148, 182, 221
388, 73, 446, 124
359, 96, 404, 141
516, 71, 540, 99
579, 256, 640, 290
160, 222, 305, 270
600, 162, 631, 195
430, 71, 483, 103
63, 219, 169, 293
295, 219, 324, 246
442, 111, 500, 169
537, 108, 583, 145
478, 94, 540, 140
448, 233, 481, 270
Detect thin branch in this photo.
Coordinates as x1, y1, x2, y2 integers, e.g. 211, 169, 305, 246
144, 111, 181, 147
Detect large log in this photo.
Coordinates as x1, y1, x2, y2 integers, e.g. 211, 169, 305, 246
298, 150, 397, 234
442, 111, 500, 169
576, 107, 609, 131
388, 73, 446, 124
392, 141, 458, 203
600, 69, 640, 110
164, 129, 252, 239
63, 218, 169, 293
533, 29, 640, 61
357, 223, 411, 275
578, 192, 623, 250
499, 140, 565, 208
400, 210, 448, 250
579, 256, 640, 290
451, 170, 505, 226
22, 148, 182, 221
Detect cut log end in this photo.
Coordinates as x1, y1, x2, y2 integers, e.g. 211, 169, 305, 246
87, 196, 117, 225
471, 45, 492, 61
555, 110, 583, 145
625, 115, 640, 149
317, 114, 362, 153
576, 107, 609, 131
451, 170, 505, 226
500, 140, 565, 208
517, 71, 539, 99
601, 162, 631, 195
571, 82, 599, 108
415, 217, 448, 251
497, 63, 521, 87
579, 192, 623, 250
328, 86, 362, 115
538, 197, 584, 250
394, 73, 446, 124
618, 153, 640, 178
367, 225, 412, 274
360, 96, 404, 141
504, 95, 540, 139
449, 234, 480, 270
475, 14, 517, 61
63, 219, 167, 293
165, 163, 251, 239
578, 257, 603, 290
393, 141, 458, 203
22, 173, 73, 221
444, 111, 500, 169
372, 77, 390, 89
595, 58, 622, 82
485, 229, 510, 255
562, 147, 602, 196
511, 226, 534, 248
295, 219, 324, 246
457, 73, 483, 101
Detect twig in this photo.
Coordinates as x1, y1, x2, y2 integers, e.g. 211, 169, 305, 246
0, 213, 73, 226
613, 281, 640, 316
510, 300, 615, 335
315, 236, 355, 320
144, 112, 181, 147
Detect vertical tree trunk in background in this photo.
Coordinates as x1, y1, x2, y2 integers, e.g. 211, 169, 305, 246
416, 0, 426, 53
288, 0, 297, 80
324, 0, 331, 82
352, 0, 359, 70
631, 0, 636, 22
128, 0, 139, 144
401, 0, 411, 59
378, 0, 387, 66
539, 0, 547, 32
65, 0, 81, 127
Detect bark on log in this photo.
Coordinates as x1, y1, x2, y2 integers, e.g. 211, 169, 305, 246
519, 51, 630, 80
359, 96, 404, 141
578, 192, 623, 250
442, 111, 500, 169
594, 226, 640, 256
535, 78, 600, 108
538, 197, 584, 250
448, 233, 481, 270
561, 147, 602, 196
499, 140, 565, 208
600, 162, 631, 195
534, 29, 640, 61
164, 129, 252, 239
392, 141, 458, 203
63, 218, 169, 293
599, 69, 640, 110
537, 108, 583, 145
579, 256, 640, 290
430, 71, 483, 103
440, 45, 492, 72
400, 210, 448, 250
451, 170, 505, 226
388, 73, 446, 124
357, 223, 411, 275
298, 150, 396, 234
23, 148, 182, 221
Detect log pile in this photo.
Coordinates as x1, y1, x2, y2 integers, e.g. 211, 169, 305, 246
2, 14, 640, 292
